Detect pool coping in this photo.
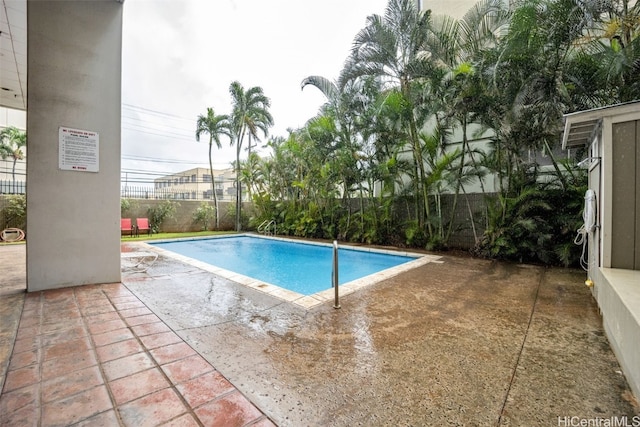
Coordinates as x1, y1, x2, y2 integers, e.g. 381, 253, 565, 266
133, 234, 443, 309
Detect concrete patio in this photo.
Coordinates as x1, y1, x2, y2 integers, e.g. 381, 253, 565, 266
1, 242, 638, 426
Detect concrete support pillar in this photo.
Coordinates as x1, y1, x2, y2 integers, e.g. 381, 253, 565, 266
26, 1, 123, 291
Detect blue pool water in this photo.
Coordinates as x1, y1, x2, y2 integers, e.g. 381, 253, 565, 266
151, 236, 415, 295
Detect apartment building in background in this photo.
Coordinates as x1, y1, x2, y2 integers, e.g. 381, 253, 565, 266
153, 167, 241, 201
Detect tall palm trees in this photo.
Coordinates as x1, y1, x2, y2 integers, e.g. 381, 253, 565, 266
195, 108, 230, 229
0, 126, 26, 192
229, 81, 273, 231
342, 0, 435, 230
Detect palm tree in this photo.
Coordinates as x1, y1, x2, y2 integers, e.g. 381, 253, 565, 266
195, 108, 230, 229
229, 81, 273, 231
0, 126, 26, 192
582, 0, 640, 102
341, 0, 435, 230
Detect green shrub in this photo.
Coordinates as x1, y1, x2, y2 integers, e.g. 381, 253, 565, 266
193, 202, 216, 231
1, 195, 26, 230
147, 200, 177, 233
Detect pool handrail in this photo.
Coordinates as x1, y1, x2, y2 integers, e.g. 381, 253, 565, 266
332, 240, 341, 309
258, 219, 277, 236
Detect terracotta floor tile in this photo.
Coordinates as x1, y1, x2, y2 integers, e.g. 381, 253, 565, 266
101, 283, 131, 293
3, 364, 39, 393
126, 313, 161, 326
23, 292, 41, 306
17, 314, 40, 329
149, 342, 196, 365
139, 331, 183, 350
161, 354, 214, 385
12, 336, 39, 354
194, 390, 263, 427
42, 309, 81, 323
42, 365, 104, 404
42, 385, 112, 426
42, 300, 78, 318
176, 370, 235, 408
118, 307, 153, 318
73, 409, 120, 426
131, 321, 171, 337
43, 288, 75, 302
109, 367, 169, 405
0, 400, 39, 427
102, 352, 156, 381
15, 325, 39, 340
84, 311, 121, 325
251, 417, 278, 427
96, 338, 145, 363
87, 318, 127, 335
40, 318, 84, 335
8, 350, 38, 371
42, 337, 92, 361
93, 327, 135, 347
109, 295, 139, 304
113, 300, 145, 311
42, 349, 97, 381
0, 384, 38, 414
118, 388, 188, 427
40, 326, 86, 347
75, 293, 110, 304
161, 413, 200, 427
81, 304, 116, 317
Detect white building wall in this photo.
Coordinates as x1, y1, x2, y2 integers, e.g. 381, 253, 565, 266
26, 1, 123, 291
420, 0, 483, 18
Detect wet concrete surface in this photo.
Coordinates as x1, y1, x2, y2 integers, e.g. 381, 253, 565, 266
1, 242, 638, 425
121, 243, 639, 426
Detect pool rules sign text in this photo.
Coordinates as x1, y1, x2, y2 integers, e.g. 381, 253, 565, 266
58, 126, 99, 172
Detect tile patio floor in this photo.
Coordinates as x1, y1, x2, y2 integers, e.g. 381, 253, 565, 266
0, 281, 274, 427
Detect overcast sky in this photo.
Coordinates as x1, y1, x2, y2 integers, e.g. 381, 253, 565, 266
121, 0, 389, 185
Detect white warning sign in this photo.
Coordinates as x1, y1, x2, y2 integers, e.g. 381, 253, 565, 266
59, 126, 99, 172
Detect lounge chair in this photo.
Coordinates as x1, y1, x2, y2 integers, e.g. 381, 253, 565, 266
135, 218, 152, 237
121, 218, 134, 236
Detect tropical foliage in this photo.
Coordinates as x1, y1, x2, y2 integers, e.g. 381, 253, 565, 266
197, 0, 639, 266
196, 108, 231, 229
0, 126, 26, 188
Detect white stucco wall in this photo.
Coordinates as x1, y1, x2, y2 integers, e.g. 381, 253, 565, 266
26, 1, 123, 291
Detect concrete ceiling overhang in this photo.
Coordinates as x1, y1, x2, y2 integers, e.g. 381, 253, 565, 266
0, 0, 26, 111
562, 101, 640, 150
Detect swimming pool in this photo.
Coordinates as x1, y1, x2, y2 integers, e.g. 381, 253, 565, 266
148, 235, 440, 308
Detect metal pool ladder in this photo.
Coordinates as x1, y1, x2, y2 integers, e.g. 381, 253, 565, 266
257, 219, 276, 235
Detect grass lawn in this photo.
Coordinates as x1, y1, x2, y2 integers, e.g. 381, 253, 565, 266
121, 230, 237, 242
1, 231, 237, 245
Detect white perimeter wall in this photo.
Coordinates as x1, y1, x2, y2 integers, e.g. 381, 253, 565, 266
26, 1, 123, 291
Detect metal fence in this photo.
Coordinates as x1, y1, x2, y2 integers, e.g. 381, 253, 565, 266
0, 180, 26, 195
121, 185, 237, 201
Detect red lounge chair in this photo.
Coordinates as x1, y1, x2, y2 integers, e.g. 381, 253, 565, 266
121, 218, 134, 236
136, 218, 151, 237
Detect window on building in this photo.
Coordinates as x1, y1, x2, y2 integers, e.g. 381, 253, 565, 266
191, 174, 197, 183
203, 190, 212, 199
203, 174, 212, 183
